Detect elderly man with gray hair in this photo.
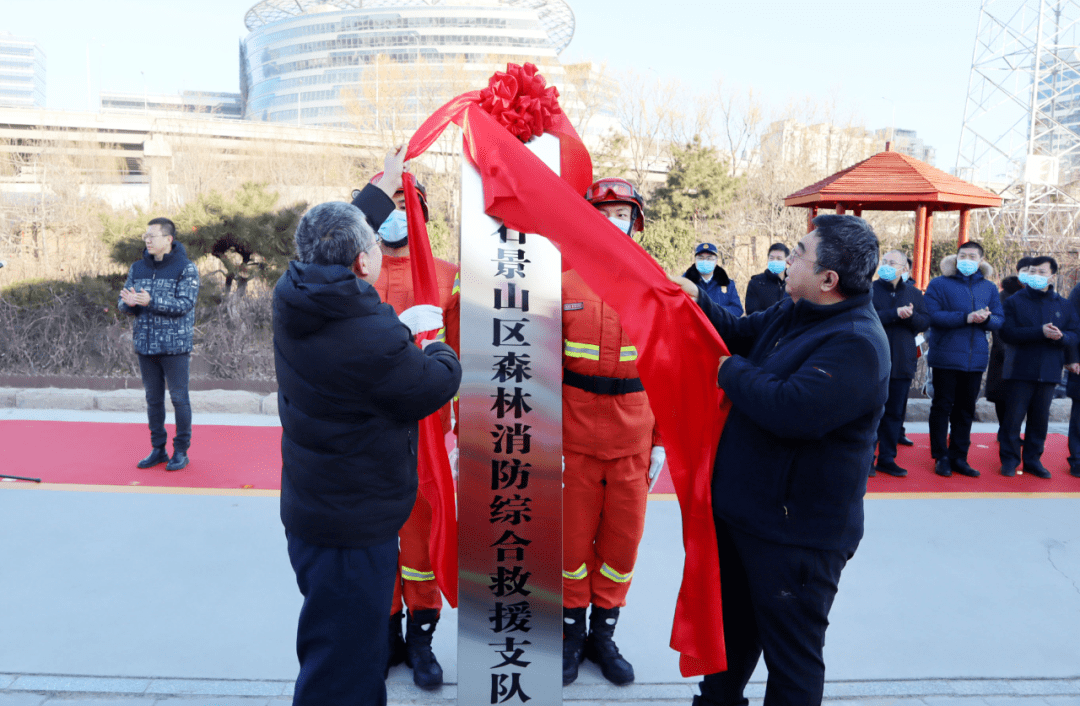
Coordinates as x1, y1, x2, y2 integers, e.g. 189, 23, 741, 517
273, 148, 462, 706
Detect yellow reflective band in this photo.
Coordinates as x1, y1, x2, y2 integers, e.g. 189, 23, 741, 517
564, 340, 600, 360
619, 345, 638, 361
452, 273, 460, 295
562, 563, 588, 580
435, 327, 446, 342
599, 563, 633, 583
401, 566, 435, 582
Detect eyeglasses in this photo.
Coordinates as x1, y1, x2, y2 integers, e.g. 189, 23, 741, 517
142, 233, 163, 243
788, 247, 817, 267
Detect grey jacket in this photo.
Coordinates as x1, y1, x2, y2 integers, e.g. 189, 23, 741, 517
118, 242, 199, 355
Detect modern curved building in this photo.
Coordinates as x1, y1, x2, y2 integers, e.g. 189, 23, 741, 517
241, 0, 575, 129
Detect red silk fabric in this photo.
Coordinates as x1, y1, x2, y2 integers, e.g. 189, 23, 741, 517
402, 172, 459, 608
404, 94, 729, 676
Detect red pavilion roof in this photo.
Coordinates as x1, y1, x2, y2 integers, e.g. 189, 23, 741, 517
784, 150, 1002, 211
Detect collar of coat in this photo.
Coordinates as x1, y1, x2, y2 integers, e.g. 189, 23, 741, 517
683, 264, 730, 287
940, 253, 994, 280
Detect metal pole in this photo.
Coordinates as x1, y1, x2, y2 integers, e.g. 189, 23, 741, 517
1023, 0, 1048, 240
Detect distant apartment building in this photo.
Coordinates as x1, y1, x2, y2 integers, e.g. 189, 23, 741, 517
875, 127, 936, 165
0, 32, 46, 108
760, 119, 877, 175
100, 90, 243, 120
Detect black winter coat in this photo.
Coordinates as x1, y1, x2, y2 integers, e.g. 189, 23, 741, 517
699, 289, 890, 552
985, 276, 1024, 403
743, 269, 788, 315
1001, 285, 1080, 383
1066, 285, 1080, 399
682, 264, 742, 317
925, 255, 1004, 372
872, 278, 929, 380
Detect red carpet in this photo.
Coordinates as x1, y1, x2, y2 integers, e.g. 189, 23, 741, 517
2, 421, 1078, 493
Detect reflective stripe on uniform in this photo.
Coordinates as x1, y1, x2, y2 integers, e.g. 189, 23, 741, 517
619, 345, 638, 361
598, 563, 633, 583
452, 273, 460, 295
435, 327, 446, 342
401, 565, 435, 582
564, 340, 600, 360
563, 563, 588, 580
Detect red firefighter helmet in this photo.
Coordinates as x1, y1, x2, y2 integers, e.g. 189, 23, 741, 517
365, 171, 430, 222
586, 177, 645, 232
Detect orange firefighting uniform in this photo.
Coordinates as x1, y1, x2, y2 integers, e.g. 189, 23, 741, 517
561, 269, 659, 610
374, 253, 460, 614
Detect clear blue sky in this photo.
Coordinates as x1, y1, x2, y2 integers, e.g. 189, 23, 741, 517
4, 0, 981, 170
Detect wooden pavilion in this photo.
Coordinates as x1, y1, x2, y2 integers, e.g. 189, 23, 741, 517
783, 144, 1003, 289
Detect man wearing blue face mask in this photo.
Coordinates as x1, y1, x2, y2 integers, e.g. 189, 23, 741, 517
985, 256, 1035, 441
871, 250, 929, 478
925, 241, 1005, 478
681, 243, 742, 317
999, 256, 1079, 478
744, 243, 790, 315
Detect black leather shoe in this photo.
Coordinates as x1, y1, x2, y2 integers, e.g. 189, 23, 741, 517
876, 461, 908, 478
166, 450, 189, 471
137, 447, 169, 469
898, 434, 915, 447
934, 458, 952, 477
1022, 462, 1051, 479
951, 458, 980, 477
1000, 465, 1017, 477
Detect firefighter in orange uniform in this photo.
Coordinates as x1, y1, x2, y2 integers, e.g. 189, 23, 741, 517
561, 177, 665, 686
357, 173, 460, 688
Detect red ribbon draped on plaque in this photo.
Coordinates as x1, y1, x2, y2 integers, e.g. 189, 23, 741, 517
402, 62, 730, 676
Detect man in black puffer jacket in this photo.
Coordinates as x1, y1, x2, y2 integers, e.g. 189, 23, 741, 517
871, 249, 929, 477
118, 217, 200, 472
273, 150, 462, 706
999, 256, 1079, 478
676, 215, 888, 706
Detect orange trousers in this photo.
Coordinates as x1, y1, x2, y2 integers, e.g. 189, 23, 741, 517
390, 492, 442, 614
562, 447, 650, 610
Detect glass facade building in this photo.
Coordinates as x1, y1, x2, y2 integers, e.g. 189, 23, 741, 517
241, 0, 574, 129
0, 33, 46, 108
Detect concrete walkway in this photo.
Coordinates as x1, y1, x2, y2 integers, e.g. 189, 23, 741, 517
1, 399, 1078, 705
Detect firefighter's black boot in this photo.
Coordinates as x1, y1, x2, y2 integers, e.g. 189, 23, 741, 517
405, 608, 443, 688
562, 607, 587, 685
384, 610, 407, 677
584, 605, 634, 685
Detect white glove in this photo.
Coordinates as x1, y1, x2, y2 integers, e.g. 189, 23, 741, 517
399, 304, 443, 336
648, 446, 666, 491
448, 446, 459, 481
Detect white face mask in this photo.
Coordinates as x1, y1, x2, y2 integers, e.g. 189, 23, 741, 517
608, 216, 632, 235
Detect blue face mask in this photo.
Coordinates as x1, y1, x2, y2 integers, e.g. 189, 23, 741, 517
877, 265, 897, 282
608, 216, 633, 235
695, 260, 717, 275
901, 271, 910, 282
378, 209, 408, 248
1017, 271, 1032, 286
766, 260, 787, 275
956, 258, 979, 277
1029, 274, 1049, 290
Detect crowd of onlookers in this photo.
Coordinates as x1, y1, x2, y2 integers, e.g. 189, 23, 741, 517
690, 239, 1080, 480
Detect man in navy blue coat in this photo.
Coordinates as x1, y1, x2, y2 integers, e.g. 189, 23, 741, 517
999, 256, 1079, 477
924, 242, 1004, 478
675, 215, 889, 706
273, 149, 462, 706
681, 242, 743, 316
871, 250, 929, 477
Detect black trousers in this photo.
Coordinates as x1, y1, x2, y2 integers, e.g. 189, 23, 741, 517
696, 520, 853, 706
287, 531, 398, 706
999, 380, 1055, 468
928, 368, 983, 461
876, 378, 912, 465
1068, 398, 1080, 472
137, 353, 192, 452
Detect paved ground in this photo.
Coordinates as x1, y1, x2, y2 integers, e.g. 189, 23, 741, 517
1, 401, 1078, 705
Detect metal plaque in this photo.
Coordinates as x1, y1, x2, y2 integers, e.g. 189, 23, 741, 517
458, 134, 563, 705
